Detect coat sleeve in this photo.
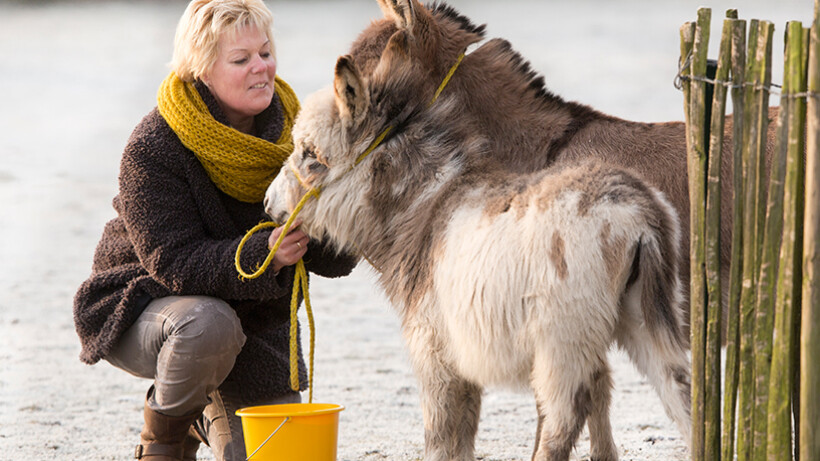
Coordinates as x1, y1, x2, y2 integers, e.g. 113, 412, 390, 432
116, 119, 289, 302
303, 239, 360, 279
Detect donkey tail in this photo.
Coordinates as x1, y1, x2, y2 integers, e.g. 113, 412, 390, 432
618, 189, 692, 444
636, 230, 686, 351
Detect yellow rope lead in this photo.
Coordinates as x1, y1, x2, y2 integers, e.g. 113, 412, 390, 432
355, 126, 393, 166
289, 260, 315, 402
234, 186, 320, 280
301, 261, 316, 403
234, 187, 319, 402
429, 52, 465, 106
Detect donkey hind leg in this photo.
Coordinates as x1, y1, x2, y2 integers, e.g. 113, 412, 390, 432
531, 348, 609, 461
616, 288, 692, 445
418, 371, 482, 461
586, 363, 618, 461
531, 364, 617, 461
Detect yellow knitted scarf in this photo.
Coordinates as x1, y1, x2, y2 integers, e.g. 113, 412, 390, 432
157, 72, 300, 203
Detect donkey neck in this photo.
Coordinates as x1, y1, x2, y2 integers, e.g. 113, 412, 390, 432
450, 38, 620, 172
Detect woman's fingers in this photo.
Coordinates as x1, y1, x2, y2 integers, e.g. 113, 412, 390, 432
268, 219, 304, 247
267, 220, 309, 266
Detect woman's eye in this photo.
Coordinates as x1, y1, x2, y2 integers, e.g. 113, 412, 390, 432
233, 58, 248, 65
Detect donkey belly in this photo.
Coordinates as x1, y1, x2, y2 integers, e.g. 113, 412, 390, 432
432, 197, 625, 388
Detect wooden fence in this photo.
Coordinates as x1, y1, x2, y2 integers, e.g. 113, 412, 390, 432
679, 2, 819, 461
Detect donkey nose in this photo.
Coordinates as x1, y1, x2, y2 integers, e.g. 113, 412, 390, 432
263, 195, 271, 215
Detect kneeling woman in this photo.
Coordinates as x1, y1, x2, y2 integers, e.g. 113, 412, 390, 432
72, 1, 357, 459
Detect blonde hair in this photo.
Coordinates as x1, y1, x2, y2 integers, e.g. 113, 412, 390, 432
171, 0, 275, 82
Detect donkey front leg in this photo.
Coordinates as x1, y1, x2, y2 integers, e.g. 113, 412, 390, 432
405, 324, 482, 461
420, 375, 482, 461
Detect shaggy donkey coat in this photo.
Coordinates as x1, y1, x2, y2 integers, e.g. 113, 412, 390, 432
343, 0, 779, 334
264, 12, 692, 459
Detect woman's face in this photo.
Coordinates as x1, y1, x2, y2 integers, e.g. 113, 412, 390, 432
204, 25, 276, 130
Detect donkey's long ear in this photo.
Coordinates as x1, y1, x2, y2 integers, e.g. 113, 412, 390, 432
334, 55, 369, 128
376, 0, 416, 32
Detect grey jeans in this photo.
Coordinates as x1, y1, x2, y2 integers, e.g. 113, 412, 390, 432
105, 295, 300, 460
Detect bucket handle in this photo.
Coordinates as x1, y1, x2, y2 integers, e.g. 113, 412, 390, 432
245, 416, 290, 460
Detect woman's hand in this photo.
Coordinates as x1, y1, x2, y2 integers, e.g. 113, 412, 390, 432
268, 219, 310, 273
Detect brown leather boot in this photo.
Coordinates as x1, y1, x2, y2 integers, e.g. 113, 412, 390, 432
181, 433, 200, 461
135, 394, 202, 460
181, 423, 209, 460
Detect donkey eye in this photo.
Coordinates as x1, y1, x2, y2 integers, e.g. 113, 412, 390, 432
302, 145, 317, 160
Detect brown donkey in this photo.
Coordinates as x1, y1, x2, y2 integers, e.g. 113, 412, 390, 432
345, 0, 778, 333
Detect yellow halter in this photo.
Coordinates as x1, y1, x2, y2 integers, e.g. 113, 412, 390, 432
234, 52, 466, 401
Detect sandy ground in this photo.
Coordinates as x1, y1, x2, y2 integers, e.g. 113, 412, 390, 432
0, 0, 811, 460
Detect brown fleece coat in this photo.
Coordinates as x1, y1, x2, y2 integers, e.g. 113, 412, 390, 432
73, 81, 357, 402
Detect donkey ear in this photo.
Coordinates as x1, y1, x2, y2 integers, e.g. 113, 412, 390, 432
384, 29, 410, 58
376, 0, 416, 32
334, 55, 369, 127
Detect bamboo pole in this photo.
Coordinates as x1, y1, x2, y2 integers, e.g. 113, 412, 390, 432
705, 16, 733, 461
687, 8, 711, 461
736, 19, 763, 461
722, 15, 746, 461
801, 2, 820, 460
768, 21, 807, 461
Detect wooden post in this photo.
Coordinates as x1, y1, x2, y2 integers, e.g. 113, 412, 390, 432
752, 20, 789, 461
723, 15, 746, 461
801, 2, 820, 460
705, 15, 733, 461
737, 19, 763, 461
750, 21, 774, 461
768, 20, 807, 461
687, 8, 711, 461
680, 17, 697, 460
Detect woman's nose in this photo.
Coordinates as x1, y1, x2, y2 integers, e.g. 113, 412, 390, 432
250, 54, 266, 73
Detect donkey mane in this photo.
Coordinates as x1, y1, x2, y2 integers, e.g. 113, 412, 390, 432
484, 39, 602, 118
472, 37, 610, 133
427, 1, 487, 38
486, 38, 562, 106
428, 0, 580, 117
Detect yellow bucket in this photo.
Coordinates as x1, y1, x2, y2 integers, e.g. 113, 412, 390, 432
236, 403, 344, 460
